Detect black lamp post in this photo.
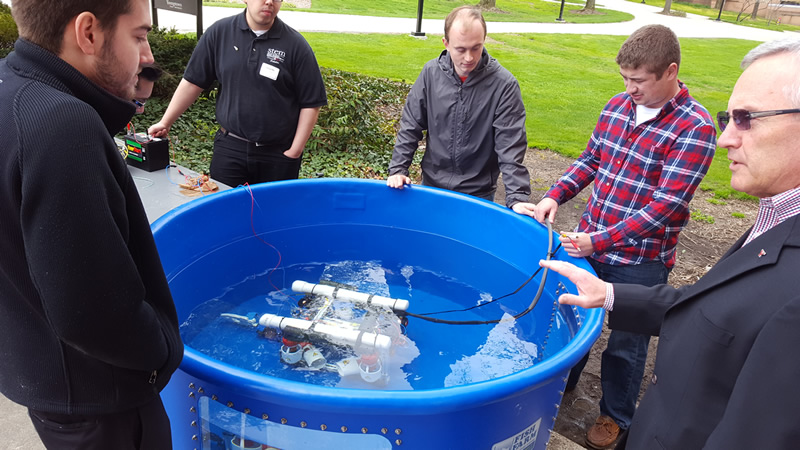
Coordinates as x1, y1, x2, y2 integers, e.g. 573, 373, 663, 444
412, 0, 426, 37
197, 0, 203, 39
556, 0, 566, 22
716, 0, 726, 21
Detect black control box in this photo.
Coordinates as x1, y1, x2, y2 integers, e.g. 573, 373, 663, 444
123, 134, 170, 172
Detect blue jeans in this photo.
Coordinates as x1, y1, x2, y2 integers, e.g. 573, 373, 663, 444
567, 259, 670, 430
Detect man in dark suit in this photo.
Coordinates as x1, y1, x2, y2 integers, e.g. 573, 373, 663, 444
540, 37, 800, 449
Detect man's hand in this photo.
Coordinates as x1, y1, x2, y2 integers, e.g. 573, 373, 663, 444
148, 122, 170, 138
511, 202, 536, 217
539, 260, 606, 309
533, 197, 559, 224
283, 148, 302, 159
558, 231, 595, 258
387, 174, 412, 189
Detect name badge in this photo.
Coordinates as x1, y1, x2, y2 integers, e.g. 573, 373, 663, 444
259, 63, 280, 80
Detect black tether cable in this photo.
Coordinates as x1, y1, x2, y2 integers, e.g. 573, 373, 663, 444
403, 220, 557, 325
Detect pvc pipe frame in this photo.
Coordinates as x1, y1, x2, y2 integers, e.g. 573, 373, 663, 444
292, 280, 410, 312
259, 313, 393, 352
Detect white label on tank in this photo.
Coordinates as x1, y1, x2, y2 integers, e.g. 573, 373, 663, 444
492, 417, 541, 450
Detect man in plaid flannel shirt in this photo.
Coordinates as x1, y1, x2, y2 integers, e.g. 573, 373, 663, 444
515, 25, 717, 449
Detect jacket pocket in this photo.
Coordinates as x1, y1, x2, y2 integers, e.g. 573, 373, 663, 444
695, 308, 734, 347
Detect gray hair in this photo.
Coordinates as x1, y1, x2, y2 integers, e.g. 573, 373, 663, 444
742, 38, 800, 107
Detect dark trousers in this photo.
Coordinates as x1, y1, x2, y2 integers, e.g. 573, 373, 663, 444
211, 131, 302, 188
567, 259, 669, 429
28, 395, 172, 450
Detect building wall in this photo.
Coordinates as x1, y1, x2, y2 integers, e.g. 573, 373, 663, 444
698, 0, 800, 25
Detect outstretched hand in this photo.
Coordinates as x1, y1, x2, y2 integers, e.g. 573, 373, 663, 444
539, 259, 607, 309
148, 122, 170, 138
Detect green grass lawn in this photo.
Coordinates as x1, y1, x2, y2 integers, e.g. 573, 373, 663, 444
194, 2, 761, 196
626, 0, 800, 32
304, 32, 756, 196
204, 0, 635, 23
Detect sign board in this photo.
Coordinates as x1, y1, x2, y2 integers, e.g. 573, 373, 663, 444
154, 0, 198, 16
152, 0, 203, 38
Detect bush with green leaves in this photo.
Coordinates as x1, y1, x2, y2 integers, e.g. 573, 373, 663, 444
131, 27, 415, 180
131, 64, 412, 179
0, 3, 18, 59
146, 27, 200, 97
302, 68, 410, 179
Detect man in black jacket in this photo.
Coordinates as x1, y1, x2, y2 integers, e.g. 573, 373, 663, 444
0, 0, 182, 448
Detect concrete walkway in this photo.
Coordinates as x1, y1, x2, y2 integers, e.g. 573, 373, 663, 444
0, 2, 791, 450
155, 0, 790, 41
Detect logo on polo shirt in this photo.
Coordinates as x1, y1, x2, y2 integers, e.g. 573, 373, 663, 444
266, 48, 286, 64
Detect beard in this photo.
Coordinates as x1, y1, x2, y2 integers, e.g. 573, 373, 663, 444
94, 36, 136, 101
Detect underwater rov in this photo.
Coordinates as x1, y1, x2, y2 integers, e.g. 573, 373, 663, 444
221, 280, 411, 384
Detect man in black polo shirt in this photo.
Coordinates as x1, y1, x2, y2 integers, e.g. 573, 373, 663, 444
149, 0, 327, 187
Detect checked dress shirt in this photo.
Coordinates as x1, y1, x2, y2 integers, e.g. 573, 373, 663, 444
544, 81, 717, 269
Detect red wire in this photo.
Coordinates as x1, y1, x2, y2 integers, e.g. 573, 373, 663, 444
244, 183, 283, 293
125, 122, 152, 144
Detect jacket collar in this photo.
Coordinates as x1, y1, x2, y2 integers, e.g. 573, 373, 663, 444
438, 48, 495, 84
660, 80, 689, 116
678, 213, 800, 304
6, 38, 135, 135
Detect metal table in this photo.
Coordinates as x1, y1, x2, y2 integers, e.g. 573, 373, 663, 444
128, 164, 230, 223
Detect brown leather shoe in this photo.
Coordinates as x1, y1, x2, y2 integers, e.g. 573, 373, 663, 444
586, 415, 621, 449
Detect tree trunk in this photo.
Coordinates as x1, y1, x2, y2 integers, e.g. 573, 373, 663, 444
662, 0, 673, 14
751, 0, 760, 19
736, 0, 754, 21
479, 0, 497, 8
581, 0, 597, 13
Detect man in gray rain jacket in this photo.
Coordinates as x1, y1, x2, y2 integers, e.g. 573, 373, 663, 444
387, 5, 531, 211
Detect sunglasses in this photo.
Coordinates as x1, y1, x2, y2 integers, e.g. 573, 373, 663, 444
716, 108, 800, 131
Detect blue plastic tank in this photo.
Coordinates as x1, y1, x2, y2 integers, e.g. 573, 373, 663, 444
153, 179, 602, 450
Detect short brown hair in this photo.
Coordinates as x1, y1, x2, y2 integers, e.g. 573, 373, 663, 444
444, 6, 486, 42
12, 0, 133, 54
616, 25, 681, 78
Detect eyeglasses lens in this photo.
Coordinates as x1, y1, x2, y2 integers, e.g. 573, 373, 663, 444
733, 110, 750, 130
716, 111, 729, 131
717, 110, 750, 132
